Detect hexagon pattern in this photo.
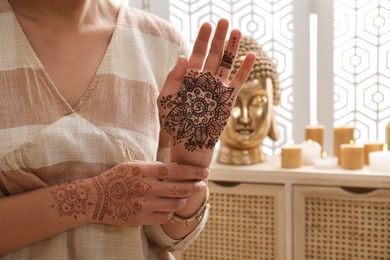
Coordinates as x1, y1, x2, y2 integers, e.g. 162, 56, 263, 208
334, 0, 390, 143
169, 0, 293, 155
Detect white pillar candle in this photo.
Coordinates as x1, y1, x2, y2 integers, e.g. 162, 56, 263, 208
369, 151, 390, 172
314, 153, 338, 169
301, 139, 321, 165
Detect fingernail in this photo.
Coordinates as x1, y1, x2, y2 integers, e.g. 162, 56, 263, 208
203, 169, 210, 178
176, 55, 185, 65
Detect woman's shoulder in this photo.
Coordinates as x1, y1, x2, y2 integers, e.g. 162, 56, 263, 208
118, 4, 183, 45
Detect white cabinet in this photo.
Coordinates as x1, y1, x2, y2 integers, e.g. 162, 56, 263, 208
294, 186, 390, 259
179, 156, 390, 260
183, 182, 285, 260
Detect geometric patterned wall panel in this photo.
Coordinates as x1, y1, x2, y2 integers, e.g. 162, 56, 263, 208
169, 0, 293, 155
334, 0, 390, 143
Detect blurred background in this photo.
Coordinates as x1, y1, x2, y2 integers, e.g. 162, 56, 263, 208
128, 0, 390, 156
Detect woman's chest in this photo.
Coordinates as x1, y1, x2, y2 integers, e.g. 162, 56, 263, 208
24, 29, 115, 108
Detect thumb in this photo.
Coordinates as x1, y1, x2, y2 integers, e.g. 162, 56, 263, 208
161, 55, 188, 95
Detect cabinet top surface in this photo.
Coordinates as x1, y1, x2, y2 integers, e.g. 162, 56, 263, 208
209, 154, 390, 187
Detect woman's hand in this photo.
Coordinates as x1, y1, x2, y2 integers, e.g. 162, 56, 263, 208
158, 19, 256, 167
83, 161, 208, 226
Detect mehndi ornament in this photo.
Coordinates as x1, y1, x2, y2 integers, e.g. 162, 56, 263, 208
160, 70, 235, 151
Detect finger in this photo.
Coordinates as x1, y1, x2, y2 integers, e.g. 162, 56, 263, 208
144, 198, 187, 212
140, 212, 173, 225
153, 181, 207, 198
188, 22, 212, 70
203, 19, 229, 74
159, 56, 188, 96
217, 29, 241, 82
229, 52, 256, 96
155, 163, 209, 181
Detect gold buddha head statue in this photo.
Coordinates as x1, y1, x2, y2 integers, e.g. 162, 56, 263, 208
218, 36, 281, 165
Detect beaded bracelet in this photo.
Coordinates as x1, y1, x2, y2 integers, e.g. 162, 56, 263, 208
170, 189, 209, 226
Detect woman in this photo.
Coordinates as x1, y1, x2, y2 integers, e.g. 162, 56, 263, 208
0, 0, 255, 259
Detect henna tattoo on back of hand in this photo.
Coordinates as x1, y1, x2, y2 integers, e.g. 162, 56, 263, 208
50, 181, 93, 220
158, 166, 169, 176
160, 71, 235, 151
92, 164, 151, 222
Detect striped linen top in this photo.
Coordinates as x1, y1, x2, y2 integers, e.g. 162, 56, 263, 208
0, 0, 208, 259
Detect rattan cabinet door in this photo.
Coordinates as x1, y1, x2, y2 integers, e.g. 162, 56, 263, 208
182, 181, 285, 260
293, 186, 390, 260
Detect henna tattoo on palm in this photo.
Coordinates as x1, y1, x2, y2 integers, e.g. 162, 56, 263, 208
219, 37, 236, 76
92, 164, 151, 222
220, 51, 234, 69
160, 71, 235, 151
50, 181, 92, 219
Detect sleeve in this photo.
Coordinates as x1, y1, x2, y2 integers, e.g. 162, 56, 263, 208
144, 204, 210, 251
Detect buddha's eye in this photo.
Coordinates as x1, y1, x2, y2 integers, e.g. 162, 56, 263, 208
231, 106, 240, 117
251, 95, 268, 106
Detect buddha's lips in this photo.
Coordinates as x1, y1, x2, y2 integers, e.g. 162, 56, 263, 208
236, 129, 254, 135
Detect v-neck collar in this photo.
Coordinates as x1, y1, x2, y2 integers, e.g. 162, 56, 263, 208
7, 0, 123, 112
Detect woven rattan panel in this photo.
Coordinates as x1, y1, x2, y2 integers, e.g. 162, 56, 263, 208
305, 197, 390, 259
183, 189, 276, 260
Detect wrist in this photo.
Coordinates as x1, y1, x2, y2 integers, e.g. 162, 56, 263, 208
77, 179, 99, 225
171, 188, 209, 225
47, 178, 97, 226
86, 177, 106, 224
170, 147, 214, 168
160, 184, 209, 239
173, 185, 208, 218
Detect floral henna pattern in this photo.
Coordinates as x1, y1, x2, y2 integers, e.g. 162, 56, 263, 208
50, 181, 92, 219
160, 71, 235, 151
92, 164, 151, 222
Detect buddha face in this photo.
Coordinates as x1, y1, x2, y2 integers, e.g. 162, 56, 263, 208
220, 78, 274, 149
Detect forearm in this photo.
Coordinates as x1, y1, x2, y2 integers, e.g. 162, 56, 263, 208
0, 180, 91, 256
